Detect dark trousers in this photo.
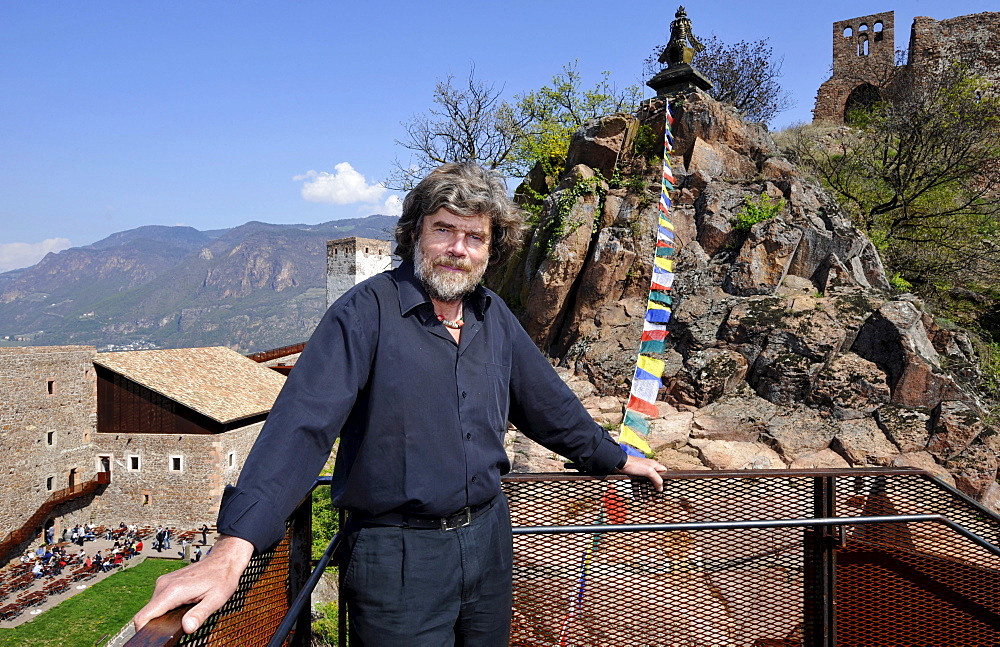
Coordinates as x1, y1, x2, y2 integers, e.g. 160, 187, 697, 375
341, 495, 512, 646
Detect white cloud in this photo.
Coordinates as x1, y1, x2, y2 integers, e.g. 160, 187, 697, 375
294, 162, 388, 205
0, 238, 72, 273
383, 195, 403, 216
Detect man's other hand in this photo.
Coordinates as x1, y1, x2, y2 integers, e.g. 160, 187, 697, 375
617, 455, 669, 492
132, 535, 254, 634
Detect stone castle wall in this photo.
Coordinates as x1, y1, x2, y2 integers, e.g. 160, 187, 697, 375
81, 421, 264, 528
814, 11, 1000, 123
907, 13, 1000, 80
1, 347, 268, 554
0, 346, 97, 541
814, 12, 895, 122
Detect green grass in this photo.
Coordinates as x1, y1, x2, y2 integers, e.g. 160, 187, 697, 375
0, 558, 185, 647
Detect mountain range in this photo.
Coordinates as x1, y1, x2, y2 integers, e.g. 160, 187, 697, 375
0, 215, 398, 353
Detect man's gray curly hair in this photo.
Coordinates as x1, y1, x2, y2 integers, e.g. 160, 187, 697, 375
394, 162, 526, 267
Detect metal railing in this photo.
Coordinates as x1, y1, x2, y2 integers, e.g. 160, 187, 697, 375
129, 468, 1000, 646
246, 343, 306, 364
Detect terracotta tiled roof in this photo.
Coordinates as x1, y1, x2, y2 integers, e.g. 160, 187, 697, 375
93, 346, 286, 424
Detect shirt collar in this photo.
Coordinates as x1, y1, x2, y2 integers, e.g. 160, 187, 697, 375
395, 260, 491, 317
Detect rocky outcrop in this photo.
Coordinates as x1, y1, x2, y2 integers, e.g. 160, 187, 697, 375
496, 91, 998, 510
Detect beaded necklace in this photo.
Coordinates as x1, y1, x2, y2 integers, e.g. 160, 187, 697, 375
436, 314, 464, 329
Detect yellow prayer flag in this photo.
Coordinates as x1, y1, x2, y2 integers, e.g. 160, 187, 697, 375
654, 257, 674, 272
636, 354, 666, 377
618, 425, 653, 455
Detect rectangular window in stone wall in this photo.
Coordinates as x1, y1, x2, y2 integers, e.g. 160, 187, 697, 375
46, 431, 55, 446
170, 456, 183, 472
129, 455, 141, 471
47, 380, 54, 395
228, 451, 236, 467
46, 476, 53, 491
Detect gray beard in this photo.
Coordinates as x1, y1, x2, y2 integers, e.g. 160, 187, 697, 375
413, 244, 487, 303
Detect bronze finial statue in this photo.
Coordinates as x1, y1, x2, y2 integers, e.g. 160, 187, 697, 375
659, 6, 705, 66
647, 4, 713, 96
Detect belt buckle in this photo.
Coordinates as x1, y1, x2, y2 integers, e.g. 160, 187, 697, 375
441, 507, 472, 531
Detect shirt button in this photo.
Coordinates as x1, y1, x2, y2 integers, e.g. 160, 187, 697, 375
462, 391, 467, 398
471, 476, 477, 483
466, 433, 472, 440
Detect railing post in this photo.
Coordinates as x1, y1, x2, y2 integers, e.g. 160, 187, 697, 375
803, 475, 837, 646
287, 492, 313, 646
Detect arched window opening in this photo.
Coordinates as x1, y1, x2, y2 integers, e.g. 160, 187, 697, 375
844, 83, 881, 123
858, 35, 870, 57
843, 26, 853, 38
859, 23, 869, 31
874, 21, 883, 32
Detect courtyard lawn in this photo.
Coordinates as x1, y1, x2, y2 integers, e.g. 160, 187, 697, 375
0, 558, 185, 647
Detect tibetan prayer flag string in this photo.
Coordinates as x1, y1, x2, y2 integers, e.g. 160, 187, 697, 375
617, 102, 677, 457
560, 104, 680, 637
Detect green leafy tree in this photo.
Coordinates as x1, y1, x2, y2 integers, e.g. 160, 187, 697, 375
790, 64, 1000, 294
388, 62, 641, 189
516, 61, 642, 179
645, 35, 793, 124
312, 601, 344, 646
311, 485, 340, 560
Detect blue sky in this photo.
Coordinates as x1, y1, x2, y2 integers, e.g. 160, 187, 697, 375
0, 0, 991, 271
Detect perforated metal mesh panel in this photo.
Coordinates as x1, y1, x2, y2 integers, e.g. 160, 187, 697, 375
502, 470, 1000, 647
504, 473, 810, 646
150, 470, 1000, 647
176, 532, 294, 647
832, 472, 1000, 646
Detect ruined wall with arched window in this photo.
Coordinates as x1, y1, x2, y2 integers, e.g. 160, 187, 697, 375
813, 10, 1000, 124
813, 12, 895, 123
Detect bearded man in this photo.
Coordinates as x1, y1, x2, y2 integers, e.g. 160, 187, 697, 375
134, 162, 666, 646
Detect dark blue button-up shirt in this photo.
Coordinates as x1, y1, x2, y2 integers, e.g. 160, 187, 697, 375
218, 261, 626, 552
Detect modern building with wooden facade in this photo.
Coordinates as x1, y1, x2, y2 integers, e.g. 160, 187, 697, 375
0, 345, 286, 562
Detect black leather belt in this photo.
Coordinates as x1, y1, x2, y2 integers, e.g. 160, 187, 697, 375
353, 496, 497, 531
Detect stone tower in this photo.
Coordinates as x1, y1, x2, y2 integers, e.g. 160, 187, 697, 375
326, 237, 392, 307
813, 11, 895, 123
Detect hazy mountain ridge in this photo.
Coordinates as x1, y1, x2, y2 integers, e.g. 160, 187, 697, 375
0, 215, 398, 352
83, 224, 215, 251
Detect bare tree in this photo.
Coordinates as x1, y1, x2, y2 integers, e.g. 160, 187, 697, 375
645, 35, 793, 124
386, 69, 530, 190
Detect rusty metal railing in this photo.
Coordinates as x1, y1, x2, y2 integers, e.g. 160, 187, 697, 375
129, 468, 1000, 646
128, 481, 315, 647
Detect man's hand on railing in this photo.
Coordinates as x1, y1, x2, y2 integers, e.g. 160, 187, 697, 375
132, 535, 255, 635
617, 455, 668, 492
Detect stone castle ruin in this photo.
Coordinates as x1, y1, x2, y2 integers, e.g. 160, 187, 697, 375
813, 10, 1000, 123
